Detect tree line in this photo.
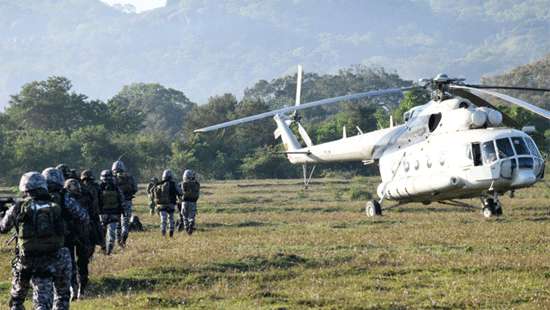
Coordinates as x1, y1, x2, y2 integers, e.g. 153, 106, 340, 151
0, 65, 547, 185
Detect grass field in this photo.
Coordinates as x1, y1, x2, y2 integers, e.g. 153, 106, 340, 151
1, 177, 549, 309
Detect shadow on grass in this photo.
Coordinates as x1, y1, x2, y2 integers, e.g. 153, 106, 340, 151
202, 206, 340, 214
200, 221, 276, 230
87, 253, 308, 298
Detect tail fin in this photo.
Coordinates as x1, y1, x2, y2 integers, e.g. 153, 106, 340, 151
273, 114, 301, 151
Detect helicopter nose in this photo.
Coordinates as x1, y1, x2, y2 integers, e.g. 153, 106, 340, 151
511, 169, 537, 187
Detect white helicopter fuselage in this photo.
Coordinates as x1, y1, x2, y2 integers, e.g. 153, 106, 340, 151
280, 96, 545, 204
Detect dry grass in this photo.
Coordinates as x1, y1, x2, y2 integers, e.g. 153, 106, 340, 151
1, 178, 549, 309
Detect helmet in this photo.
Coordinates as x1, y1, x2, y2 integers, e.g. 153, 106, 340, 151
56, 164, 70, 178
183, 169, 195, 181
64, 179, 81, 195
100, 169, 113, 182
112, 160, 126, 173
162, 169, 173, 181
67, 169, 79, 180
19, 172, 48, 192
80, 169, 94, 181
42, 167, 65, 188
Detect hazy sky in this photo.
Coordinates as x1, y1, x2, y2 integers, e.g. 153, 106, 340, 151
100, 0, 166, 12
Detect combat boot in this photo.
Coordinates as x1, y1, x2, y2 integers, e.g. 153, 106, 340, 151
169, 230, 174, 238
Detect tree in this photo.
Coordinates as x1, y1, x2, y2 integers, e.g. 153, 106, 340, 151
109, 83, 195, 137
5, 76, 109, 132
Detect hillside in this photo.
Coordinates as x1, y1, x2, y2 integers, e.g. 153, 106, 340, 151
482, 53, 550, 110
1, 0, 550, 108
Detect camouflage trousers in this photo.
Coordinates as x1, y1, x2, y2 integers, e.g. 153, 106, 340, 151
159, 207, 175, 235
10, 247, 71, 310
181, 202, 197, 227
102, 214, 121, 255
116, 200, 132, 246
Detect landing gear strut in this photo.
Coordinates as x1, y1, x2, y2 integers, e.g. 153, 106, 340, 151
365, 200, 382, 217
481, 194, 503, 218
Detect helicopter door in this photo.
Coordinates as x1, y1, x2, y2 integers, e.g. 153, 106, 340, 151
467, 142, 496, 181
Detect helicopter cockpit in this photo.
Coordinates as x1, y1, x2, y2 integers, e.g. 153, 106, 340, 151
470, 135, 544, 185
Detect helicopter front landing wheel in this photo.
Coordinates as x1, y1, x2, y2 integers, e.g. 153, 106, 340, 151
365, 200, 382, 217
481, 197, 502, 218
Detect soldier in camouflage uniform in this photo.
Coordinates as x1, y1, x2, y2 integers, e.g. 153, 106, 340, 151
64, 179, 94, 300
146, 177, 158, 216
181, 169, 200, 235
98, 170, 124, 255
153, 170, 181, 237
80, 170, 103, 258
111, 161, 137, 247
42, 167, 89, 308
0, 172, 72, 310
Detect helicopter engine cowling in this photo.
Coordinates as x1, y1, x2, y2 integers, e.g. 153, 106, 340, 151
378, 175, 463, 200
470, 109, 487, 128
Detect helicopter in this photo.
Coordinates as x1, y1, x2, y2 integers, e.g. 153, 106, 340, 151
195, 66, 550, 218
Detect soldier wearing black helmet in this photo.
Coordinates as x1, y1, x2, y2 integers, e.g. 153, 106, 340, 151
64, 178, 95, 300
80, 170, 104, 257
0, 172, 73, 309
111, 160, 137, 247
98, 169, 124, 255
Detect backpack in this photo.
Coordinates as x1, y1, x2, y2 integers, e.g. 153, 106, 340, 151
154, 182, 171, 205
116, 173, 135, 197
183, 181, 200, 200
101, 188, 120, 213
17, 199, 65, 256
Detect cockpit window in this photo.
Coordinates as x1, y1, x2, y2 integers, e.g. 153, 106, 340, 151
511, 137, 529, 155
524, 137, 541, 158
496, 138, 514, 158
482, 141, 497, 165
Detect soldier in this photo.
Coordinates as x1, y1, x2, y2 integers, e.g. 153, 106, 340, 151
98, 170, 124, 255
154, 170, 180, 237
64, 179, 93, 300
111, 160, 137, 247
146, 177, 159, 216
42, 167, 89, 308
56, 163, 71, 180
181, 169, 200, 235
80, 170, 103, 258
0, 172, 69, 310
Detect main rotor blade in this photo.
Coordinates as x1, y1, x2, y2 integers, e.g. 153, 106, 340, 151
195, 87, 414, 133
464, 84, 550, 92
450, 85, 550, 120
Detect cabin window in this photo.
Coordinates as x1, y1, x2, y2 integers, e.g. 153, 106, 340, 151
524, 137, 541, 158
518, 157, 534, 169
459, 102, 469, 109
482, 141, 497, 165
511, 137, 529, 155
496, 138, 514, 158
471, 143, 482, 166
428, 113, 442, 132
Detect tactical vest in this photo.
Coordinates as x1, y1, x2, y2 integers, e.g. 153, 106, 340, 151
17, 199, 65, 256
116, 173, 134, 197
101, 189, 120, 213
154, 182, 171, 205
183, 181, 200, 200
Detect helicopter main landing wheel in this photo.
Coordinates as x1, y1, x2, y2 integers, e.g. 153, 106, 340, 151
365, 200, 382, 217
481, 198, 502, 218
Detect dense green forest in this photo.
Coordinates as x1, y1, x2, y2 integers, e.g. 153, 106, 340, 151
0, 63, 548, 185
